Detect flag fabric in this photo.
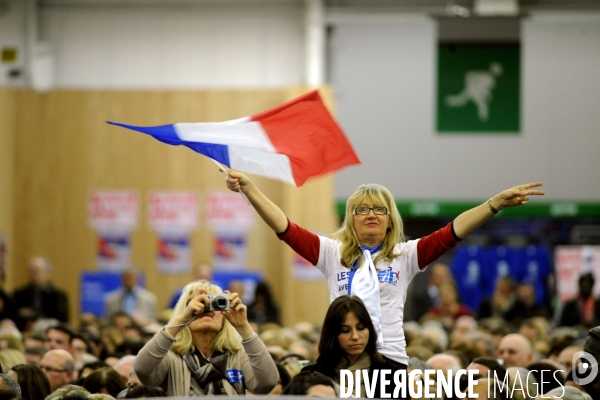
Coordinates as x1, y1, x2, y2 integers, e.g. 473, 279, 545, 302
107, 90, 360, 186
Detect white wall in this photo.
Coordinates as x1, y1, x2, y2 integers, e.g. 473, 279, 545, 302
40, 5, 305, 88
331, 13, 600, 201
0, 0, 27, 86
4, 4, 600, 201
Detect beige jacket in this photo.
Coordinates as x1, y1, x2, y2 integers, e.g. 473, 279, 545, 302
134, 330, 278, 396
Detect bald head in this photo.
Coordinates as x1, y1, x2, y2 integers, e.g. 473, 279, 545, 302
426, 354, 461, 375
40, 349, 74, 392
28, 256, 51, 285
499, 334, 535, 368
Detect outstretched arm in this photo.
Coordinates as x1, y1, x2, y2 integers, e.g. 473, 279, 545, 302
224, 168, 288, 233
453, 182, 545, 239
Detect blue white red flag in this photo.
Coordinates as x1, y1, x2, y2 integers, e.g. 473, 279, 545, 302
108, 90, 360, 186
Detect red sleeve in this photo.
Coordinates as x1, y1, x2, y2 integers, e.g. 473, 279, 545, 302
276, 220, 320, 265
416, 222, 461, 270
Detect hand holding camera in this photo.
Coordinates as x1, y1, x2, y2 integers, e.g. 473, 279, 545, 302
222, 290, 255, 340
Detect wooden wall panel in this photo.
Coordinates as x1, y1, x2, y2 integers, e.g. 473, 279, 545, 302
0, 87, 15, 289
11, 88, 336, 327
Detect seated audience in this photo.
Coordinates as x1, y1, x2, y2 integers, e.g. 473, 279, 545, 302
507, 366, 537, 400
0, 374, 20, 397
8, 363, 51, 400
526, 361, 565, 395
24, 346, 46, 366
44, 384, 90, 400
581, 325, 600, 398
425, 282, 473, 328
269, 362, 291, 396
0, 388, 19, 400
498, 333, 536, 368
13, 256, 70, 330
477, 276, 519, 321
83, 367, 126, 396
40, 349, 75, 392
543, 385, 593, 400
45, 324, 75, 352
124, 384, 167, 398
104, 268, 157, 326
282, 370, 337, 397
133, 279, 278, 396
557, 344, 584, 375
0, 349, 26, 370
246, 281, 281, 325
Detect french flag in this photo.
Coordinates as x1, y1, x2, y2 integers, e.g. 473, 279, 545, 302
108, 90, 360, 186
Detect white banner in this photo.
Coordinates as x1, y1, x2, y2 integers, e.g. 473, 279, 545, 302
148, 191, 199, 231
205, 191, 255, 232
88, 190, 139, 231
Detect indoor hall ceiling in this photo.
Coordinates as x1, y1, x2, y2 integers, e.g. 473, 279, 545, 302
37, 0, 600, 12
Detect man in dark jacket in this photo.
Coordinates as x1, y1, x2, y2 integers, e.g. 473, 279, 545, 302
14, 256, 69, 330
559, 273, 600, 328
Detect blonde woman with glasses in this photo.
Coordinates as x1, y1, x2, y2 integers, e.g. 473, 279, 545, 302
134, 280, 278, 396
224, 168, 543, 372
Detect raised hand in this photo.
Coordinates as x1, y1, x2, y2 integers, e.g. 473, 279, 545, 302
222, 167, 251, 193
494, 182, 545, 210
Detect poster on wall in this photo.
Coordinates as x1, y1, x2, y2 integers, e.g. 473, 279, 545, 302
156, 233, 191, 274
205, 191, 255, 232
88, 190, 139, 271
212, 233, 248, 271
555, 246, 600, 302
148, 191, 199, 274
206, 191, 255, 271
292, 251, 323, 281
88, 190, 139, 231
96, 232, 131, 271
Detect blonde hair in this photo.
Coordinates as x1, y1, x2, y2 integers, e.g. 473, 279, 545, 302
334, 183, 404, 268
169, 280, 242, 355
0, 348, 26, 369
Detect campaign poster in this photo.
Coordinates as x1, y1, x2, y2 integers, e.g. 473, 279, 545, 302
148, 191, 199, 274
205, 191, 255, 233
148, 191, 199, 232
96, 231, 131, 272
212, 233, 248, 271
292, 251, 323, 281
88, 190, 139, 231
156, 233, 192, 274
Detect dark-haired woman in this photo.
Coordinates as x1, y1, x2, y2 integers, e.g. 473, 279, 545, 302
8, 363, 51, 400
82, 367, 126, 396
302, 295, 400, 398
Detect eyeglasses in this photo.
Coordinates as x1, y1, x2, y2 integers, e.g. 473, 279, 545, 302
41, 366, 69, 373
353, 206, 389, 215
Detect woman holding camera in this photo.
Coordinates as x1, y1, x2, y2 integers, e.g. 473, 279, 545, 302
134, 280, 278, 396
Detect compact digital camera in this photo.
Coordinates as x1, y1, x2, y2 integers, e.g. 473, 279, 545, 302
206, 294, 231, 312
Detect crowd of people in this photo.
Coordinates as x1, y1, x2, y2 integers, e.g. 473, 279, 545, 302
0, 174, 598, 399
